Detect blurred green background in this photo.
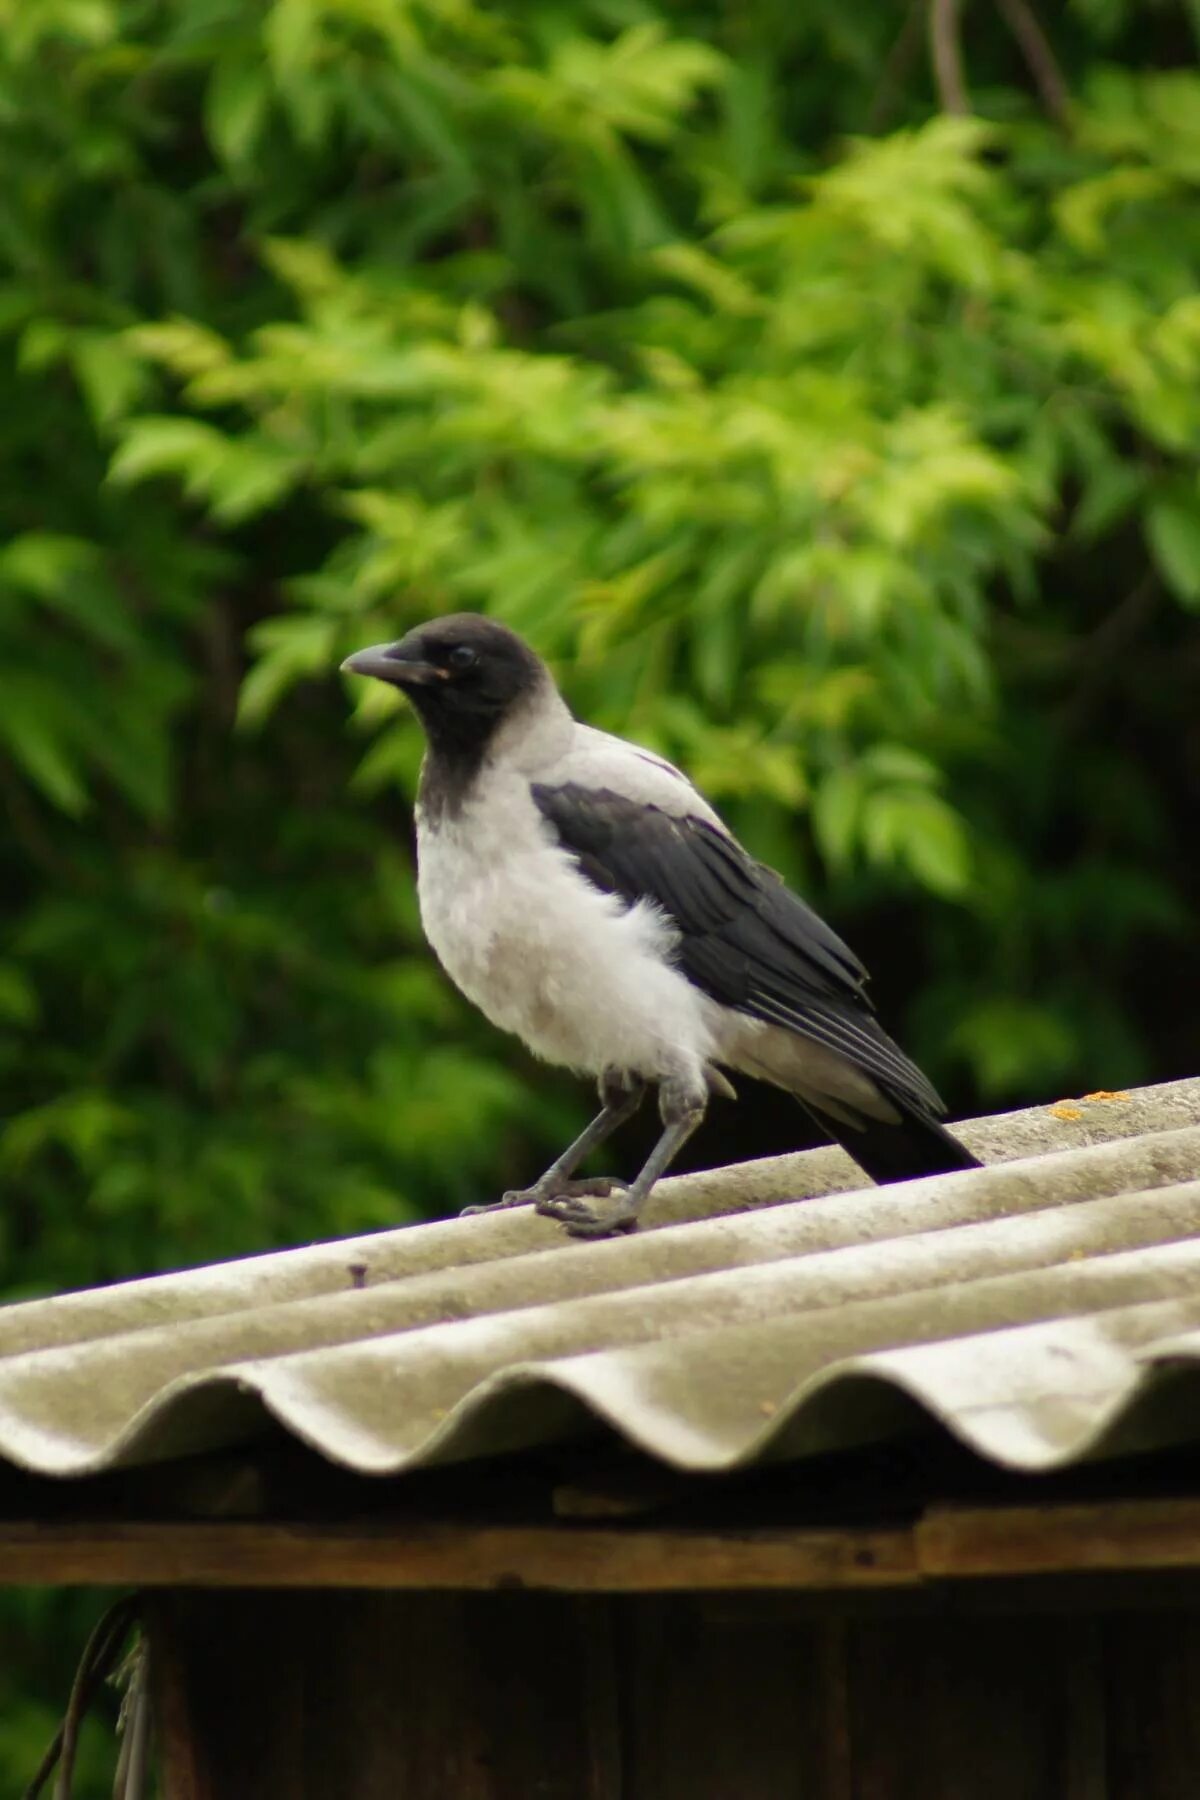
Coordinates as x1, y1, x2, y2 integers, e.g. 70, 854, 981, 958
2, 0, 1199, 1785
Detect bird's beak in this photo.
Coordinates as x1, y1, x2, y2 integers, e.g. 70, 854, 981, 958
340, 643, 445, 687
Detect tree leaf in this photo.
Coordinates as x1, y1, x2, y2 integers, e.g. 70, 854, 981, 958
1145, 490, 1200, 607
206, 54, 270, 166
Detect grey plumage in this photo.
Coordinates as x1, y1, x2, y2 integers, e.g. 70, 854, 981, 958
342, 613, 981, 1238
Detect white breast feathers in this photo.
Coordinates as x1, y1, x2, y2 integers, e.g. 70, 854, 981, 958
414, 767, 718, 1084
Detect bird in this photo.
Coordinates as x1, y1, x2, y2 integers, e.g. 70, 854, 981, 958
342, 613, 981, 1238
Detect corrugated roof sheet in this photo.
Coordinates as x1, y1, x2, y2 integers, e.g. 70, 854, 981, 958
1, 1079, 1197, 1483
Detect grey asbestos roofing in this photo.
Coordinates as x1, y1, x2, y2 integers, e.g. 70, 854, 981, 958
0, 1078, 1198, 1483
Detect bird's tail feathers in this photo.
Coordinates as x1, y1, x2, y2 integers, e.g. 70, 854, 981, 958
801, 1097, 981, 1185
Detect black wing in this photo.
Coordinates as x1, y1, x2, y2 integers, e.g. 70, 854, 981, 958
531, 781, 944, 1118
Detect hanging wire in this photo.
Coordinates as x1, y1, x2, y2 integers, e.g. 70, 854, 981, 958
21, 1595, 143, 1800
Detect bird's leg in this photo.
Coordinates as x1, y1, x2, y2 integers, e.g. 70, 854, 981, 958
460, 1071, 647, 1217
538, 1074, 707, 1239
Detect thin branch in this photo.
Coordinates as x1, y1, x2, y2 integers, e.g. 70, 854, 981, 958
928, 0, 970, 115
1057, 572, 1161, 736
22, 1597, 140, 1800
867, 0, 926, 133
56, 1601, 139, 1800
992, 0, 1070, 125
0, 762, 81, 888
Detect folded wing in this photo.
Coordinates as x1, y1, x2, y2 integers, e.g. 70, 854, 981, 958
531, 782, 945, 1120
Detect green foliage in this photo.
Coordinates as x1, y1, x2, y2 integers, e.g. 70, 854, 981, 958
1, 0, 1199, 1785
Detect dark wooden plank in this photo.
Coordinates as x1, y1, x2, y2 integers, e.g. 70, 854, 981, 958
307, 1593, 491, 1800
848, 1615, 1074, 1800
619, 1597, 860, 1799
462, 1592, 621, 1800
626, 1598, 789, 1799
0, 1517, 919, 1590
921, 1497, 1200, 1577
1062, 1617, 1107, 1800
16, 1494, 1200, 1599
820, 1619, 854, 1800
152, 1591, 310, 1800
577, 1597, 624, 1800
848, 1617, 929, 1800
23, 1493, 1200, 1597
1104, 1612, 1200, 1800
152, 1600, 205, 1800
152, 1589, 626, 1799
143, 1585, 1200, 1798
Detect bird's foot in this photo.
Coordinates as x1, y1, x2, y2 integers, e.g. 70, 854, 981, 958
460, 1177, 619, 1219
535, 1185, 640, 1239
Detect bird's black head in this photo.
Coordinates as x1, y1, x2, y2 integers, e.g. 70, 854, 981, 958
341, 614, 549, 799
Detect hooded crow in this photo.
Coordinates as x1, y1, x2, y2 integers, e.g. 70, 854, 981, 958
342, 613, 981, 1238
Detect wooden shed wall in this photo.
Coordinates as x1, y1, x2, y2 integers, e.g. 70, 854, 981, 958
151, 1586, 1200, 1799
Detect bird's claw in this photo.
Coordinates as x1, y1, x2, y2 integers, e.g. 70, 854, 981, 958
459, 1191, 530, 1217
535, 1187, 639, 1238
460, 1176, 619, 1218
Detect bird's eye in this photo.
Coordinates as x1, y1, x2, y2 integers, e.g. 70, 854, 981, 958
446, 644, 477, 671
